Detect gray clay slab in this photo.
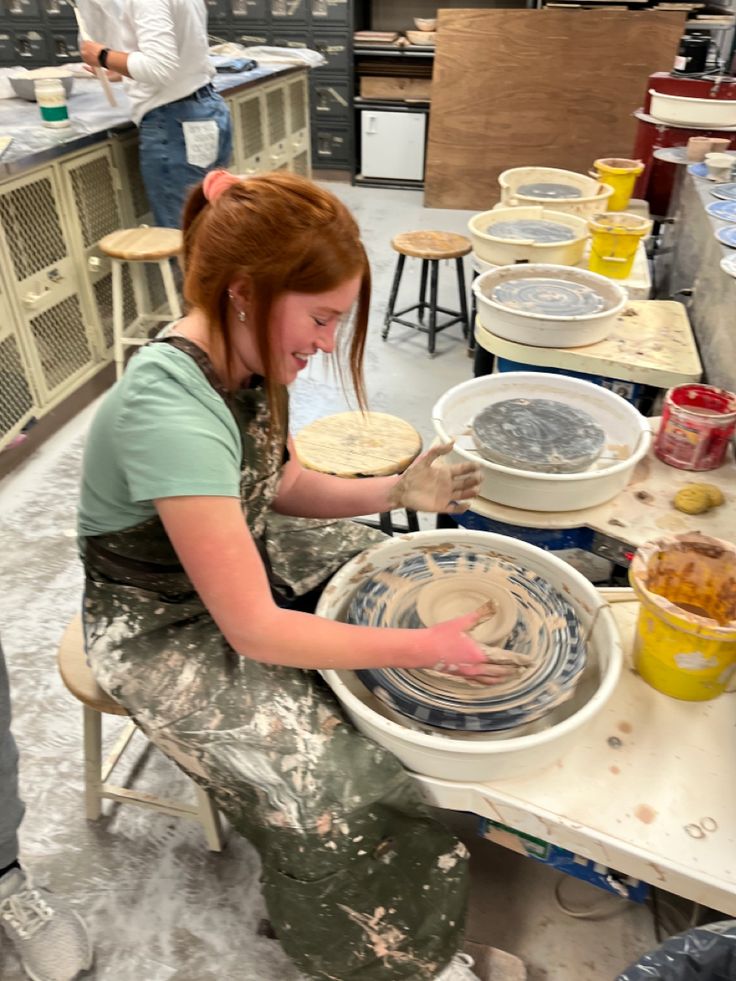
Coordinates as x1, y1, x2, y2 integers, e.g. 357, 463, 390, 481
472, 398, 606, 473
490, 277, 607, 317
516, 182, 583, 199
485, 218, 577, 243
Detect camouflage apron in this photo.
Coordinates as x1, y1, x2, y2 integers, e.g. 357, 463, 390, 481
81, 336, 469, 981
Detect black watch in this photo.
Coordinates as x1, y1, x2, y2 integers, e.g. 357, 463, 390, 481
98, 47, 110, 69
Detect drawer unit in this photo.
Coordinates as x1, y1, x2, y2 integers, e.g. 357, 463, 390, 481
310, 0, 349, 25
312, 35, 348, 74
230, 28, 270, 46
204, 0, 229, 21
51, 29, 79, 61
2, 0, 41, 17
312, 79, 350, 124
14, 28, 48, 61
0, 31, 14, 62
229, 0, 267, 16
270, 0, 307, 24
41, 0, 74, 20
312, 125, 350, 168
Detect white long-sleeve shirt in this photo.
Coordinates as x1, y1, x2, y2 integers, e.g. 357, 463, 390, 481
82, 0, 215, 126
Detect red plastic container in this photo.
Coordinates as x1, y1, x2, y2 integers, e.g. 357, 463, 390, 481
654, 384, 736, 471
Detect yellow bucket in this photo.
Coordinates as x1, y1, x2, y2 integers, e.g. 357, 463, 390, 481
629, 532, 736, 701
592, 157, 644, 211
588, 211, 652, 280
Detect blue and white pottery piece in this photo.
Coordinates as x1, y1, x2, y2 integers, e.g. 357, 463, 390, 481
716, 226, 736, 248
490, 277, 606, 317
706, 200, 736, 223
484, 219, 576, 244
688, 163, 708, 178
516, 182, 582, 199
347, 544, 587, 732
710, 182, 736, 202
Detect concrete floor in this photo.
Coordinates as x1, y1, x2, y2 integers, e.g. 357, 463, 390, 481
0, 182, 681, 980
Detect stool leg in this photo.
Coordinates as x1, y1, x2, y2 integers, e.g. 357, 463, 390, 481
378, 511, 394, 536
474, 344, 494, 378
130, 261, 149, 322
468, 269, 478, 354
112, 259, 125, 380
382, 254, 405, 341
417, 259, 429, 323
428, 260, 439, 356
159, 259, 183, 322
83, 705, 103, 821
406, 508, 420, 532
194, 784, 224, 852
456, 257, 470, 341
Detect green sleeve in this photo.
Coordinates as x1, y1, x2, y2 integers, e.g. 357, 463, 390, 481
115, 371, 242, 503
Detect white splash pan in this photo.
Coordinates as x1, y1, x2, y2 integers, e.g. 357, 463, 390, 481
317, 530, 622, 782
468, 206, 589, 267
498, 166, 614, 217
433, 372, 651, 511
473, 263, 627, 348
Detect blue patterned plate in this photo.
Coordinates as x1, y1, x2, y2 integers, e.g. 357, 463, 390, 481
517, 182, 582, 199
347, 544, 587, 732
688, 163, 708, 178
490, 277, 606, 317
706, 200, 736, 223
711, 182, 736, 202
716, 226, 736, 248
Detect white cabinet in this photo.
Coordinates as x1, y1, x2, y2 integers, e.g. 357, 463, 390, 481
360, 110, 426, 181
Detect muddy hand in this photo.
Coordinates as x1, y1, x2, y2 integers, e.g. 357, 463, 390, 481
423, 609, 518, 686
387, 441, 482, 515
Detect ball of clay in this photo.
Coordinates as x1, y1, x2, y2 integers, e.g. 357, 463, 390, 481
673, 483, 724, 515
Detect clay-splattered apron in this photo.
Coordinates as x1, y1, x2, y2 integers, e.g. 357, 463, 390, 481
81, 337, 469, 981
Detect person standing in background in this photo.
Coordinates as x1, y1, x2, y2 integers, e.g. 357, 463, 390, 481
0, 637, 92, 981
79, 0, 233, 228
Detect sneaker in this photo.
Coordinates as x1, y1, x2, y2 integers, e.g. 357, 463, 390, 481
436, 952, 478, 980
0, 869, 93, 981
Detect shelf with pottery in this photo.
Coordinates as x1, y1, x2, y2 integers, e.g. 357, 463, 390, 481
473, 300, 702, 390
462, 417, 734, 550
413, 591, 736, 917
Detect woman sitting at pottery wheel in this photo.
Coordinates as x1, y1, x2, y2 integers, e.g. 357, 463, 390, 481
77, 170, 507, 981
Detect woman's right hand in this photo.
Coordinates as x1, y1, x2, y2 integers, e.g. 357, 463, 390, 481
412, 610, 519, 686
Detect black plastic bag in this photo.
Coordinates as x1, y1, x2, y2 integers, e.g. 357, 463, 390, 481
617, 920, 736, 980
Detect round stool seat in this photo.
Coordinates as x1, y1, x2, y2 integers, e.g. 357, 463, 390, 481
58, 616, 127, 717
392, 231, 471, 261
295, 411, 422, 478
99, 227, 182, 262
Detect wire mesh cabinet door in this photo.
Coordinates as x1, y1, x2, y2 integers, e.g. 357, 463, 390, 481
0, 166, 102, 408
287, 73, 311, 176
232, 88, 268, 175
59, 145, 140, 358
0, 267, 40, 452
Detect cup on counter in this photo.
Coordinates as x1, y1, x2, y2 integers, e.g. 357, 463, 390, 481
708, 137, 732, 153
686, 136, 713, 161
705, 151, 734, 181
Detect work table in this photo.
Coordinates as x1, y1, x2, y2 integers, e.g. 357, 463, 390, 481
0, 62, 299, 178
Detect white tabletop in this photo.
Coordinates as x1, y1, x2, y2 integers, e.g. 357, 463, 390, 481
474, 300, 702, 389
415, 594, 736, 914
466, 419, 735, 541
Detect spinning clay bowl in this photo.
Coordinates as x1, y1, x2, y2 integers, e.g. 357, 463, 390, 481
317, 530, 622, 781
472, 263, 627, 348
433, 372, 651, 512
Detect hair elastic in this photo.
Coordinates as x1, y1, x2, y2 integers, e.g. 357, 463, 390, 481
202, 169, 243, 203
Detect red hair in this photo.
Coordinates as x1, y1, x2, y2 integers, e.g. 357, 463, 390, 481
181, 171, 371, 432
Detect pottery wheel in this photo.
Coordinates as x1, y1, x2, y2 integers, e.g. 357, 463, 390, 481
346, 544, 587, 732
516, 182, 582, 199
471, 398, 606, 474
485, 219, 576, 244
489, 277, 606, 317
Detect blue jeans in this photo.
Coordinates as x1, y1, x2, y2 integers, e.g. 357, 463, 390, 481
138, 86, 233, 228
0, 639, 25, 869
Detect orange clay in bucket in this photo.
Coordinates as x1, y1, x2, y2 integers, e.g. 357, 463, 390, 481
629, 532, 736, 701
587, 211, 652, 280
592, 158, 645, 211
654, 383, 736, 471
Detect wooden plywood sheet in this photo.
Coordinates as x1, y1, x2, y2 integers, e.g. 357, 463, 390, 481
424, 9, 686, 209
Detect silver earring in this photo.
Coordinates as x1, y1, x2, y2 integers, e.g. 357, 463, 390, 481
238, 310, 246, 323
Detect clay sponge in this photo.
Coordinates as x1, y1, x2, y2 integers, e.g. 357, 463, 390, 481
472, 398, 606, 474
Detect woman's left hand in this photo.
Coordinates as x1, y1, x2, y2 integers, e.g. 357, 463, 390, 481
387, 441, 482, 515
80, 40, 105, 68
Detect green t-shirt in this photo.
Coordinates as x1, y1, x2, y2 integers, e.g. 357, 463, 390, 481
78, 343, 242, 538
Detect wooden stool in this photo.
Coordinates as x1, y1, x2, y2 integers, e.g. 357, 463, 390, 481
383, 231, 472, 356
98, 227, 183, 379
58, 616, 224, 852
294, 411, 422, 535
